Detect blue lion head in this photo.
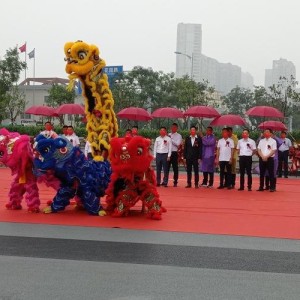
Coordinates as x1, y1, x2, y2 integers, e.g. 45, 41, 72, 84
34, 135, 74, 172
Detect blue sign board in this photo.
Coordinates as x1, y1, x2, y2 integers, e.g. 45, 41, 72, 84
103, 65, 123, 87
103, 66, 123, 76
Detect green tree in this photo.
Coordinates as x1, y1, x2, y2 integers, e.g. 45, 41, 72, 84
268, 75, 299, 117
46, 83, 76, 125
171, 77, 215, 110
0, 46, 26, 122
111, 67, 215, 112
112, 66, 173, 112
223, 87, 254, 115
46, 83, 76, 107
253, 85, 271, 106
3, 85, 27, 124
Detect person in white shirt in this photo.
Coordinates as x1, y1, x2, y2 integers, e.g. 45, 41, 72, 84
153, 126, 172, 187
216, 128, 234, 189
257, 128, 277, 192
237, 129, 256, 191
84, 139, 93, 159
65, 126, 80, 147
167, 123, 182, 187
40, 121, 58, 139
278, 131, 292, 178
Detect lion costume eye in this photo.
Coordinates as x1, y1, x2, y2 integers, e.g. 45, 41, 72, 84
137, 147, 143, 155
59, 147, 68, 154
67, 48, 71, 55
78, 51, 87, 60
42, 147, 50, 154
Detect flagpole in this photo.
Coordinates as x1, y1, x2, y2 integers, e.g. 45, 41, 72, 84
33, 48, 35, 105
24, 42, 27, 81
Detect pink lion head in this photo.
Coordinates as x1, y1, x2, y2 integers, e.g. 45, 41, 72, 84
0, 128, 31, 175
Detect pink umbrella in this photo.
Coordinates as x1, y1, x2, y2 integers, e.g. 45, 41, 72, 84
25, 105, 58, 117
55, 103, 85, 115
117, 107, 152, 121
152, 107, 184, 118
210, 114, 247, 127
246, 106, 284, 118
258, 121, 287, 131
184, 105, 220, 118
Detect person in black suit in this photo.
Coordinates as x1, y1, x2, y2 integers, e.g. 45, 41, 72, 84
183, 126, 202, 188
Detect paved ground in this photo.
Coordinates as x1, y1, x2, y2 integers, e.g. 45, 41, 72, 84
0, 223, 300, 300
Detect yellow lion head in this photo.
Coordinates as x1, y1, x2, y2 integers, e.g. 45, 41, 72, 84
64, 41, 101, 76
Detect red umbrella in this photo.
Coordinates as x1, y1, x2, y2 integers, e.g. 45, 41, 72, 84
258, 121, 287, 131
210, 114, 247, 127
25, 105, 58, 117
246, 106, 284, 118
184, 105, 220, 118
117, 107, 152, 121
55, 103, 85, 115
152, 107, 184, 118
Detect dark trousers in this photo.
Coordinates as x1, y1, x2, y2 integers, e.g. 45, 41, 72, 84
219, 161, 231, 187
186, 158, 199, 186
259, 157, 275, 190
278, 150, 289, 177
202, 172, 214, 186
167, 151, 179, 184
156, 153, 169, 185
239, 156, 253, 189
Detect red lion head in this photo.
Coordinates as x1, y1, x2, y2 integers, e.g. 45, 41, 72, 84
109, 136, 153, 178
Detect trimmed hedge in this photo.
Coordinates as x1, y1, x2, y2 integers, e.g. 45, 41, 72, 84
2, 125, 300, 142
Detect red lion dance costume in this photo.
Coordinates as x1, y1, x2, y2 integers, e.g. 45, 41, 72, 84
106, 135, 166, 220
0, 128, 40, 212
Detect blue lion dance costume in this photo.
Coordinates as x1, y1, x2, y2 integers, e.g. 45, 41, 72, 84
33, 135, 111, 215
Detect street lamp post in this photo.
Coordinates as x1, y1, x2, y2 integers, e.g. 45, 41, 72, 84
174, 51, 194, 79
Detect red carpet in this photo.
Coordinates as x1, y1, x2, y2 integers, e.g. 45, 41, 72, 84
0, 168, 299, 239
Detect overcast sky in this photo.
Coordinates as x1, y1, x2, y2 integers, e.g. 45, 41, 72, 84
1, 0, 299, 86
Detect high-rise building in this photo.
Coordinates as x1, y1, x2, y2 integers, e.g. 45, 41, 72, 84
175, 23, 252, 95
175, 23, 202, 80
265, 58, 296, 88
241, 72, 254, 90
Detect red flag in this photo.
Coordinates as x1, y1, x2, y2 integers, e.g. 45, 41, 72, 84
19, 43, 26, 53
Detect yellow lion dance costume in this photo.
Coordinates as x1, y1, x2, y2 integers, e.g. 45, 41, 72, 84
64, 40, 118, 161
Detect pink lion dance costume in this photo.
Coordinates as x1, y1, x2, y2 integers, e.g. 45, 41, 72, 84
0, 128, 40, 212
106, 135, 166, 220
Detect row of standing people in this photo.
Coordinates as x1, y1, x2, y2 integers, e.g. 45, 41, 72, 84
153, 123, 292, 192
40, 122, 80, 147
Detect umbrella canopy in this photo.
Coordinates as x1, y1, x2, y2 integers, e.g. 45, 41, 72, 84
245, 106, 284, 118
184, 105, 220, 118
25, 105, 58, 117
210, 114, 247, 127
55, 103, 85, 115
258, 121, 287, 131
117, 107, 152, 121
151, 107, 184, 118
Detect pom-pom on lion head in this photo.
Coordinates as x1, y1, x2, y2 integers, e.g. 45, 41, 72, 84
64, 40, 101, 76
110, 136, 153, 177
